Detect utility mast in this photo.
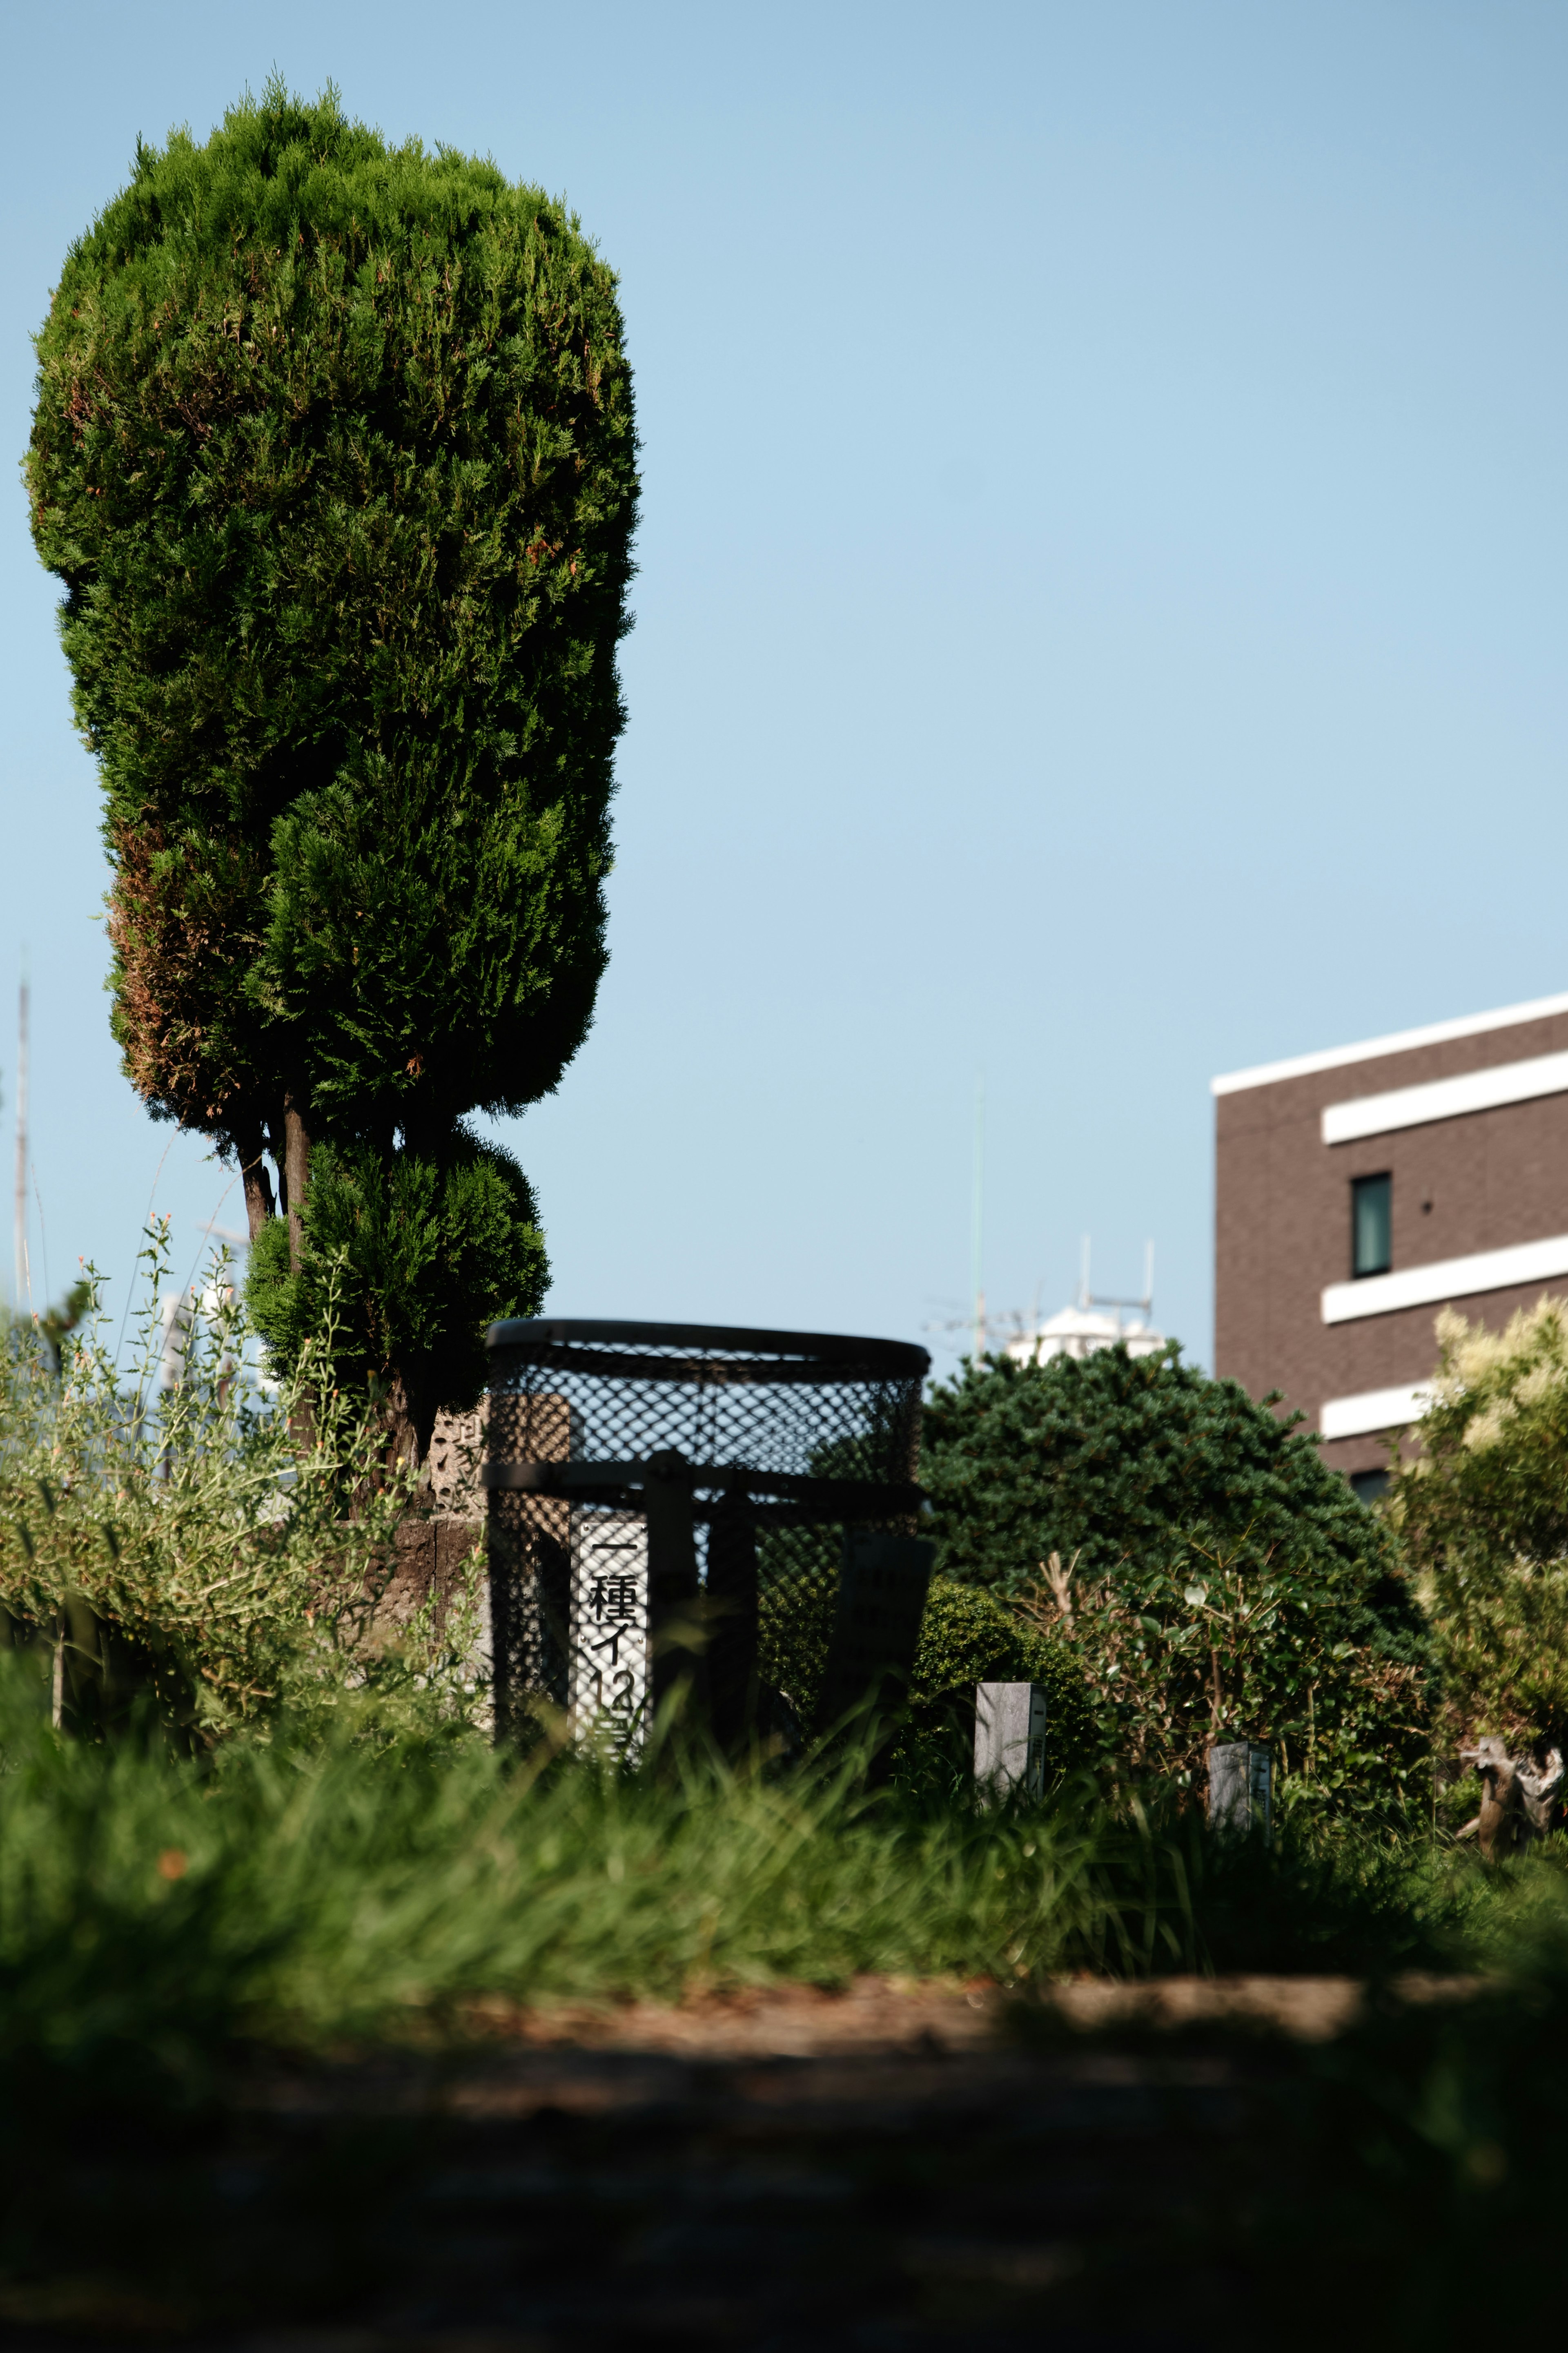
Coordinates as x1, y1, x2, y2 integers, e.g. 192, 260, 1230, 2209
1078, 1236, 1155, 1318
971, 1071, 985, 1363
13, 960, 29, 1315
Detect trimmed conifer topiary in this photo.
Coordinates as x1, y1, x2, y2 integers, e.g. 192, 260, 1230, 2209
28, 78, 639, 1459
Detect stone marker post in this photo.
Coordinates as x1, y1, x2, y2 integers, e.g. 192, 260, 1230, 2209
1208, 1741, 1272, 1843
568, 1510, 649, 1753
974, 1682, 1049, 1802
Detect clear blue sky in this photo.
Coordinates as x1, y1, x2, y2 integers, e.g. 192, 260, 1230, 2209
2, 0, 1565, 1380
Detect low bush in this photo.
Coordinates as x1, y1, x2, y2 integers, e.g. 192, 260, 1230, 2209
900, 1576, 1093, 1786
924, 1345, 1433, 1813
0, 1227, 473, 1743
1391, 1297, 1568, 1754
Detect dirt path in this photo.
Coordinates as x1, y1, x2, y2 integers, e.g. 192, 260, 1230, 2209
2, 1974, 1481, 2351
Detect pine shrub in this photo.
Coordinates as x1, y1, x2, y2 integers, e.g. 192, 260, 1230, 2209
924, 1345, 1432, 1814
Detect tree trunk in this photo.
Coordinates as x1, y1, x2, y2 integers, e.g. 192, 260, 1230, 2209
234, 1122, 276, 1242
283, 1095, 311, 1272
381, 1372, 425, 1476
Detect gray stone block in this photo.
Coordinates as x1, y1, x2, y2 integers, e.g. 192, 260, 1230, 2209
974, 1682, 1049, 1801
1208, 1741, 1272, 1842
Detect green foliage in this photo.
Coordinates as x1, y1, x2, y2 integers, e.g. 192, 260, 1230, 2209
924, 1342, 1399, 1597
903, 1577, 1093, 1785
27, 78, 639, 1432
0, 1672, 1482, 2076
247, 1128, 547, 1424
1392, 1297, 1568, 1749
0, 1229, 480, 1740
753, 1559, 1091, 1788
0, 1684, 1109, 2080
754, 1528, 837, 1728
33, 1278, 93, 1376
925, 1345, 1432, 1810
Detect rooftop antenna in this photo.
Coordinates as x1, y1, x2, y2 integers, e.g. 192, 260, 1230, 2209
1083, 1238, 1156, 1331
1079, 1233, 1090, 1313
13, 955, 29, 1316
971, 1071, 986, 1363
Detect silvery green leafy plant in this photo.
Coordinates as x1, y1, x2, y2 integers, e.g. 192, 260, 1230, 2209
0, 1222, 474, 1739
1392, 1296, 1568, 1758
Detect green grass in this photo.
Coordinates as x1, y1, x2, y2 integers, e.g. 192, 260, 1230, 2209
0, 1653, 1539, 2099
0, 1683, 1138, 2081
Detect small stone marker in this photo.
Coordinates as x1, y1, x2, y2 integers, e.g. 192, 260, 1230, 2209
974, 1682, 1049, 1802
1208, 1740, 1272, 1842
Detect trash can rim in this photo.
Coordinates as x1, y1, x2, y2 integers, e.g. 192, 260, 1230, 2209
485, 1316, 929, 1380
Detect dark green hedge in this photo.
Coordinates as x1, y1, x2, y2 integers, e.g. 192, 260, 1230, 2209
921, 1345, 1433, 1811
923, 1344, 1405, 1618
901, 1577, 1092, 1789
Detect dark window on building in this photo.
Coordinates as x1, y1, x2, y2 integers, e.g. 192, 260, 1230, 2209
1349, 1467, 1390, 1506
1352, 1173, 1392, 1278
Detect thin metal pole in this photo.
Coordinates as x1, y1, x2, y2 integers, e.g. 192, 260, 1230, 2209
971, 1072, 985, 1364
14, 960, 29, 1316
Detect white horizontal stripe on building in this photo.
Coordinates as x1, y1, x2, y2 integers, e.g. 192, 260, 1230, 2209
1322, 1049, 1568, 1145
1322, 1232, 1568, 1325
1319, 1384, 1432, 1441
1210, 989, 1568, 1097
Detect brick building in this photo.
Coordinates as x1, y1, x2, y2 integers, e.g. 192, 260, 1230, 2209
1213, 990, 1568, 1499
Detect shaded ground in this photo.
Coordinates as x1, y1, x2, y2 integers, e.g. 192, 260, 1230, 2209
0, 1974, 1522, 2350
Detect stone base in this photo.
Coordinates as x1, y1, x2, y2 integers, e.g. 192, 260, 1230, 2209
381, 1512, 484, 1632
426, 1404, 486, 1518
374, 1514, 492, 1715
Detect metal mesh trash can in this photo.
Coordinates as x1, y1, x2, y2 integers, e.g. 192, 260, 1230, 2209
483, 1319, 930, 1752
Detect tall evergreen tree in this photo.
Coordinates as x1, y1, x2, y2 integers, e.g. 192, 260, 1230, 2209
27, 81, 639, 1460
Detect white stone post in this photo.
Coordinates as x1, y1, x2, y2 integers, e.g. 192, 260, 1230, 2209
568, 1509, 650, 1755
974, 1682, 1049, 1802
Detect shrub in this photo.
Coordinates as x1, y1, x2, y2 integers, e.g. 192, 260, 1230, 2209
246, 1132, 548, 1438
925, 1346, 1432, 1813
924, 1343, 1401, 1597
1392, 1297, 1568, 1753
0, 1230, 478, 1742
902, 1577, 1093, 1786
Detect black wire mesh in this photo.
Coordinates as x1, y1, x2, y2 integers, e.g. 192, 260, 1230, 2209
483, 1319, 929, 1749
